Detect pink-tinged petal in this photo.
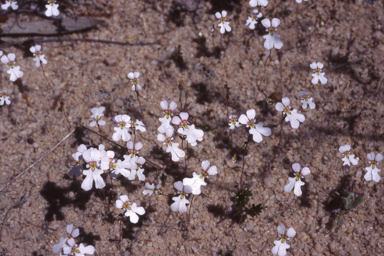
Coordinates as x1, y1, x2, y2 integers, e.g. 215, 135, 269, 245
90, 148, 101, 161
66, 224, 74, 234
284, 177, 295, 192
121, 115, 131, 123
184, 185, 192, 194
317, 62, 324, 69
249, 128, 263, 143
132, 204, 145, 215
81, 171, 94, 191
67, 238, 75, 247
126, 141, 133, 150
367, 152, 375, 161
310, 62, 317, 69
249, 0, 258, 7
52, 237, 66, 253
294, 179, 305, 196
77, 144, 87, 153
125, 210, 139, 223
275, 102, 285, 112
35, 45, 41, 51
256, 122, 271, 136
301, 167, 311, 176
319, 74, 327, 84
282, 97, 290, 107
219, 24, 226, 34
89, 120, 97, 127
221, 10, 227, 17
376, 153, 384, 162
169, 101, 177, 111
292, 163, 301, 173
128, 72, 134, 79
165, 127, 174, 137
178, 198, 189, 213
261, 18, 271, 29
72, 228, 80, 237
172, 116, 182, 125
62, 246, 72, 255
30, 46, 36, 53
120, 195, 129, 202
93, 169, 106, 189
271, 18, 280, 28
263, 35, 274, 50
246, 109, 256, 120
98, 119, 106, 126
134, 71, 140, 78
308, 100, 316, 109
160, 100, 168, 110
116, 199, 124, 209
272, 35, 283, 49
1, 55, 8, 64
215, 12, 221, 19
238, 114, 249, 125
171, 196, 181, 212
179, 112, 189, 120
121, 131, 131, 142
78, 244, 95, 254
278, 242, 290, 255
286, 227, 296, 238
289, 116, 300, 129
349, 155, 358, 165
339, 144, 350, 153
174, 181, 184, 191
7, 53, 15, 62
207, 165, 217, 176
372, 168, 381, 182
224, 23, 231, 32
135, 142, 143, 150
277, 225, 286, 235
201, 160, 210, 170
271, 240, 281, 255
157, 133, 166, 142
364, 167, 373, 181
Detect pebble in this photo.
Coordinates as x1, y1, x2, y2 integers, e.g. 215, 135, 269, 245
356, 171, 362, 178
33, 142, 39, 148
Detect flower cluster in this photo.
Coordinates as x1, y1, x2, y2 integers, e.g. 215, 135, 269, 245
116, 195, 145, 223
89, 107, 106, 127
298, 91, 315, 109
272, 225, 296, 256
0, 90, 11, 106
1, 0, 18, 10
310, 62, 327, 85
339, 144, 359, 167
128, 72, 142, 91
238, 109, 271, 143
30, 45, 48, 67
182, 160, 217, 195
276, 97, 305, 129
45, 0, 60, 17
364, 152, 382, 182
284, 163, 311, 196
261, 18, 283, 50
52, 224, 94, 256
246, 10, 262, 30
215, 11, 231, 34
1, 52, 24, 81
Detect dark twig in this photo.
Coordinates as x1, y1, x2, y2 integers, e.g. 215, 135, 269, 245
130, 226, 142, 253
158, 209, 172, 235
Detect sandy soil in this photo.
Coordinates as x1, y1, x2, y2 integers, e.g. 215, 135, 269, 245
0, 0, 384, 255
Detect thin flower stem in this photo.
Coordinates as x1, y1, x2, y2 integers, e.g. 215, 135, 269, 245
40, 64, 54, 91
135, 91, 144, 118
239, 139, 249, 189
158, 209, 172, 235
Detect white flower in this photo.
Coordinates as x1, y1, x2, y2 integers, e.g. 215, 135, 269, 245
310, 62, 327, 85
364, 152, 383, 182
284, 163, 311, 196
298, 91, 315, 109
81, 148, 105, 191
261, 18, 283, 50
246, 10, 262, 29
111, 159, 131, 178
339, 144, 359, 167
228, 115, 241, 129
30, 45, 48, 67
157, 128, 185, 162
0, 90, 11, 105
62, 238, 95, 256
215, 11, 231, 34
296, 0, 308, 3
126, 156, 146, 181
183, 160, 217, 195
112, 115, 132, 141
172, 112, 204, 146
1, 0, 18, 10
275, 97, 305, 129
52, 224, 80, 254
272, 225, 296, 256
128, 72, 142, 91
171, 181, 192, 213
1, 53, 23, 81
249, 0, 268, 7
126, 141, 143, 158
45, 0, 60, 17
131, 119, 146, 132
116, 195, 145, 223
158, 100, 177, 133
238, 109, 271, 143
143, 182, 160, 196
89, 107, 106, 127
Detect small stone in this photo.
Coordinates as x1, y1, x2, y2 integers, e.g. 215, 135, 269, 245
356, 171, 362, 178
104, 58, 118, 66
246, 223, 254, 231
191, 246, 198, 253
33, 142, 39, 148
373, 31, 384, 41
